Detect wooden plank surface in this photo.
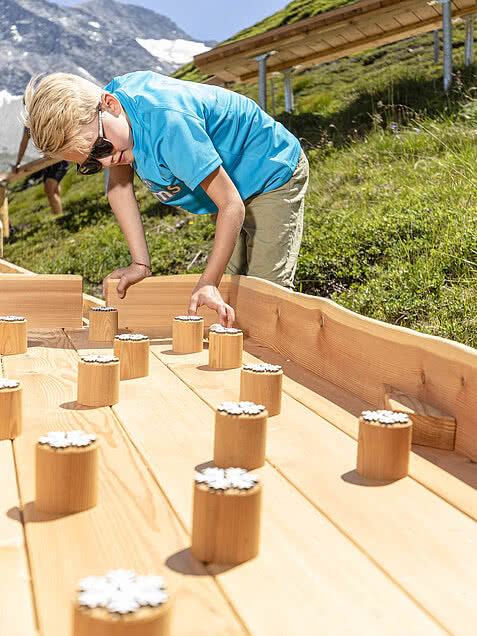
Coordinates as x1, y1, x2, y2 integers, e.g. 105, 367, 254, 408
0, 275, 83, 327
66, 327, 446, 636
3, 329, 247, 636
0, 441, 38, 635
0, 360, 37, 636
144, 336, 477, 636
243, 339, 477, 524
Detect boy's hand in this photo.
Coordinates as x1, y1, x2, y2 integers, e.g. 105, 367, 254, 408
188, 284, 235, 327
102, 263, 152, 299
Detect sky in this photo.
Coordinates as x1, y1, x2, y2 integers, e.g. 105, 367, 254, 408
56, 0, 290, 42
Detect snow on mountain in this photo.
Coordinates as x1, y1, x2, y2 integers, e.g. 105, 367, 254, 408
136, 38, 210, 66
0, 0, 216, 169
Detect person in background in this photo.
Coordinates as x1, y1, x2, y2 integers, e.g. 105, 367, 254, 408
13, 125, 69, 217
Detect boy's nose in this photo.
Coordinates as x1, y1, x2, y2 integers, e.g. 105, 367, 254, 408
99, 155, 113, 168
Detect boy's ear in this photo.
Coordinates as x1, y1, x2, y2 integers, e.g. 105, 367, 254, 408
101, 92, 122, 116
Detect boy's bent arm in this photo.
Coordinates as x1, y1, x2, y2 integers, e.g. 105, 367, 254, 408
103, 165, 152, 298
189, 166, 245, 326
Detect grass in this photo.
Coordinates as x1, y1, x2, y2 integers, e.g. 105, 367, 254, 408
3, 12, 477, 349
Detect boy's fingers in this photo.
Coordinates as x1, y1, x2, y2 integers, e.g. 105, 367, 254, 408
116, 275, 130, 299
188, 296, 198, 315
217, 304, 228, 326
226, 304, 235, 327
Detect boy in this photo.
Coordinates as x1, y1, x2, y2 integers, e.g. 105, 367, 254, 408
25, 71, 308, 326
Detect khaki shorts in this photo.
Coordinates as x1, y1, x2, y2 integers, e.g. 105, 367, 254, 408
225, 149, 309, 289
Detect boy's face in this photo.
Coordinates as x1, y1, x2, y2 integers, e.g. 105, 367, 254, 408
63, 93, 135, 168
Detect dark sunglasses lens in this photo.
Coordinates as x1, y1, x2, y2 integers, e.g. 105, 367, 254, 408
91, 138, 114, 159
77, 159, 102, 176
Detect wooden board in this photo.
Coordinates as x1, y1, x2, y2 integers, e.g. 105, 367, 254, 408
3, 329, 247, 636
228, 277, 477, 461
0, 258, 34, 274
105, 274, 233, 328
0, 275, 83, 327
145, 338, 477, 636
66, 326, 447, 636
0, 440, 38, 635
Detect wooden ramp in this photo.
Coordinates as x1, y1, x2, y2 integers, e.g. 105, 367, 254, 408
1, 269, 476, 635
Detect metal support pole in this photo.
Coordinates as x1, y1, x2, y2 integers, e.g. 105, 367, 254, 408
251, 51, 277, 113
433, 29, 440, 63
465, 14, 474, 66
270, 77, 276, 116
256, 54, 270, 112
282, 68, 294, 113
441, 0, 452, 92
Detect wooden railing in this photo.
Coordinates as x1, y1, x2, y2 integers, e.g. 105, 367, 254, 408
0, 157, 57, 256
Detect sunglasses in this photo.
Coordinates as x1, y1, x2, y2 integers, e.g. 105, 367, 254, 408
77, 104, 114, 175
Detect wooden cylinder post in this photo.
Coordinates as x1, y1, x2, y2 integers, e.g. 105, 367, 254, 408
113, 334, 150, 380
191, 468, 262, 564
239, 363, 283, 416
73, 569, 171, 636
89, 307, 118, 343
0, 379, 22, 439
172, 315, 204, 353
0, 316, 27, 355
208, 324, 243, 370
35, 431, 98, 513
77, 355, 120, 407
356, 410, 412, 480
214, 401, 268, 469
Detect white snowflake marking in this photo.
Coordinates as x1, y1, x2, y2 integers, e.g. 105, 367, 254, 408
243, 363, 282, 373
209, 323, 242, 334
81, 354, 119, 364
38, 430, 97, 448
0, 379, 20, 389
217, 401, 265, 416
195, 467, 259, 490
361, 410, 409, 425
77, 570, 168, 614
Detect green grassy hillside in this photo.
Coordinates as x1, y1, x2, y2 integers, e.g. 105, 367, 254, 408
3, 2, 477, 348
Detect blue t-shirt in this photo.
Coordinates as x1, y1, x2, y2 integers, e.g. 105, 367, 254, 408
103, 71, 301, 215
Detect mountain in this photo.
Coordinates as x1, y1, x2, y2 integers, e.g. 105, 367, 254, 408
0, 0, 213, 168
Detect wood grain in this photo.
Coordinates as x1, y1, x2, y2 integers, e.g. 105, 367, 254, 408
65, 329, 447, 635
383, 384, 456, 450
147, 338, 477, 635
0, 275, 83, 327
4, 328, 247, 636
229, 277, 477, 461
0, 441, 38, 635
105, 275, 233, 328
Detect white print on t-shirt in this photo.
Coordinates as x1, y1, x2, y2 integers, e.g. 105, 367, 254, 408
141, 179, 182, 202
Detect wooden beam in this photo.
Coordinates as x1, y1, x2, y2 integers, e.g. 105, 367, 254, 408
0, 157, 58, 186
0, 275, 83, 327
383, 384, 456, 450
105, 274, 233, 328
197, 0, 477, 83
236, 14, 460, 81
0, 259, 35, 274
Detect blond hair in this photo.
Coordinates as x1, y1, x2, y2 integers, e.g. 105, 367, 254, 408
24, 73, 103, 157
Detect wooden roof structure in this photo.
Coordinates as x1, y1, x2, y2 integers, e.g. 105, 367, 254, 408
194, 0, 477, 84
1, 262, 477, 635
